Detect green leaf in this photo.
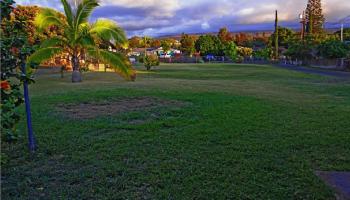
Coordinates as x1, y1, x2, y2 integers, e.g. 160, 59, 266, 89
34, 8, 65, 32
90, 19, 127, 44
61, 0, 74, 28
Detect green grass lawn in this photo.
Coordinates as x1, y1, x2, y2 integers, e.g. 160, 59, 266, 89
2, 63, 350, 199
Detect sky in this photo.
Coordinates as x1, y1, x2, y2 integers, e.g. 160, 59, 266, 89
16, 0, 350, 37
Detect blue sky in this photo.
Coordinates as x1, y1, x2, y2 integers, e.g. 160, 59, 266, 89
16, 0, 350, 37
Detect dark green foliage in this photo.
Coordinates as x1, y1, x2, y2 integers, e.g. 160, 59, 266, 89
317, 40, 350, 59
270, 26, 297, 48
253, 48, 273, 60
144, 54, 159, 70
284, 40, 314, 60
195, 35, 224, 56
224, 41, 238, 61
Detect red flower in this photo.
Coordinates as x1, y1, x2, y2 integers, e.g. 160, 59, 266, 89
10, 47, 19, 55
1, 80, 11, 91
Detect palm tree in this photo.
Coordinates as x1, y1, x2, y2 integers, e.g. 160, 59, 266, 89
27, 0, 135, 82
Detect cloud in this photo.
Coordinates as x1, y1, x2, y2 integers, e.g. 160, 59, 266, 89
16, 0, 350, 37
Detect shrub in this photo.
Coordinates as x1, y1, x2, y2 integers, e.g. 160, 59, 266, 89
253, 48, 272, 60
317, 40, 349, 59
144, 54, 159, 70
237, 47, 253, 58
224, 41, 238, 61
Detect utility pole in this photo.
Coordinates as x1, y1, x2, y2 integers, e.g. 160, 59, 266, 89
299, 11, 306, 40
274, 10, 279, 60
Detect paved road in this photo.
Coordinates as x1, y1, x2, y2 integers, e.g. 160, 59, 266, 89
276, 64, 350, 79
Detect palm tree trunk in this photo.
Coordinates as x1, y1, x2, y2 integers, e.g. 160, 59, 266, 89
71, 53, 82, 83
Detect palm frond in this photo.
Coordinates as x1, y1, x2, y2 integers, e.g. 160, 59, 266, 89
61, 0, 74, 28
80, 34, 96, 47
90, 19, 127, 45
87, 48, 135, 81
74, 0, 99, 29
40, 37, 66, 48
27, 47, 63, 66
34, 8, 65, 31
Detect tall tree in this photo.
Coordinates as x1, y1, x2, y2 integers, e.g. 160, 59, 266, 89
274, 10, 279, 59
28, 0, 135, 82
180, 33, 196, 56
305, 0, 325, 34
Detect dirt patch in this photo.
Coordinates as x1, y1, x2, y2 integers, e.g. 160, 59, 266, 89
57, 97, 187, 120
316, 171, 350, 200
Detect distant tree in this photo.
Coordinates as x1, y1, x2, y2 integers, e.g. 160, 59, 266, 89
129, 36, 142, 48
317, 40, 349, 59
141, 36, 152, 48
335, 28, 350, 41
235, 33, 253, 47
161, 39, 171, 52
180, 33, 196, 56
284, 40, 314, 61
305, 0, 325, 34
224, 41, 238, 61
195, 35, 223, 56
218, 27, 233, 44
270, 26, 296, 48
151, 39, 161, 48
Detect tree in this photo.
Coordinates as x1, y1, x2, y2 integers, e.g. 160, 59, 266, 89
161, 39, 171, 52
180, 33, 196, 56
151, 39, 161, 48
235, 33, 253, 47
305, 0, 325, 34
28, 0, 135, 82
12, 5, 65, 44
335, 28, 350, 41
129, 36, 142, 48
317, 40, 349, 59
224, 41, 238, 61
218, 27, 233, 44
284, 40, 314, 61
141, 36, 152, 48
195, 35, 223, 56
270, 26, 296, 48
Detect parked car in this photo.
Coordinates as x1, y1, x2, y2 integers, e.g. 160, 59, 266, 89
159, 54, 172, 58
